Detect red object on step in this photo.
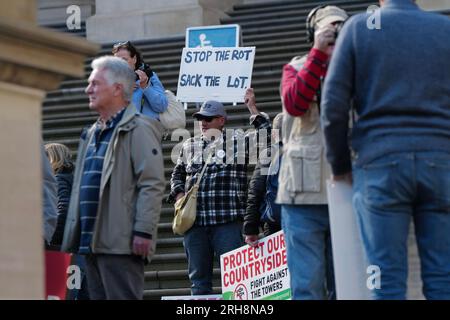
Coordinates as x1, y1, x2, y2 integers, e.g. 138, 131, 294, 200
45, 250, 71, 300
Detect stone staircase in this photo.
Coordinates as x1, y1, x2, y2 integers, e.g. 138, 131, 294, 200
40, 21, 87, 38
41, 0, 449, 300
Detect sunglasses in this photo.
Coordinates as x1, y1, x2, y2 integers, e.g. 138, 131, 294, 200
113, 41, 131, 48
112, 41, 135, 55
197, 116, 219, 123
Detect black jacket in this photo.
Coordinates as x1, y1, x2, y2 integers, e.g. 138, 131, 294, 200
243, 158, 267, 236
50, 168, 73, 247
243, 143, 282, 237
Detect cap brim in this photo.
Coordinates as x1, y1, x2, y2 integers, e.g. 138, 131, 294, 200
192, 111, 219, 119
315, 15, 346, 28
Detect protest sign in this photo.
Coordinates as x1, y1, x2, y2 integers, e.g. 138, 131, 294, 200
186, 24, 241, 48
327, 180, 372, 299
220, 230, 291, 300
176, 47, 255, 103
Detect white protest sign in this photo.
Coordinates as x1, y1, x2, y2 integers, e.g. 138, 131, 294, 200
327, 180, 372, 300
176, 47, 255, 103
220, 230, 291, 300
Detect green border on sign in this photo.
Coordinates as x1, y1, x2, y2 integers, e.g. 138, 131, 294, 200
222, 288, 291, 300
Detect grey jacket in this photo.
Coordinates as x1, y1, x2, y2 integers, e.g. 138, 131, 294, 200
276, 55, 331, 205
61, 105, 166, 262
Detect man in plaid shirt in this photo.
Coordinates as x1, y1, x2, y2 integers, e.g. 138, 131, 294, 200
169, 88, 270, 295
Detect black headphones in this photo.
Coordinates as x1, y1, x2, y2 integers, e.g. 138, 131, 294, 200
306, 4, 327, 43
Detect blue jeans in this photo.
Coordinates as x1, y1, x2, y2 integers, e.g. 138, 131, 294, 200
281, 204, 335, 300
183, 221, 243, 295
353, 151, 450, 300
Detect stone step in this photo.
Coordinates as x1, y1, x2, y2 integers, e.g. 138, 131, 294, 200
225, 0, 370, 24
155, 222, 178, 240
148, 252, 188, 271
156, 237, 184, 250
224, 2, 368, 25
144, 287, 222, 300
242, 21, 310, 37
43, 22, 87, 37
231, 0, 374, 15
144, 268, 221, 291
244, 29, 304, 43
98, 36, 185, 54
100, 41, 186, 61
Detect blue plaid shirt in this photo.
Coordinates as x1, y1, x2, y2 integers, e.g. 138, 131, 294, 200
78, 108, 125, 254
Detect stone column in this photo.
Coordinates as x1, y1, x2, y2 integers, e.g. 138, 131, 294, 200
0, 0, 98, 299
86, 0, 242, 43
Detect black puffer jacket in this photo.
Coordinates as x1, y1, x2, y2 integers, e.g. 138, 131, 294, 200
243, 157, 268, 236
50, 167, 73, 247
243, 143, 282, 237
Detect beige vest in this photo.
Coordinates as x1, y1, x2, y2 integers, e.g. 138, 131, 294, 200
276, 55, 331, 205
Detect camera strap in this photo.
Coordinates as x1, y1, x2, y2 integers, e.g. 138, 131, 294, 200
140, 97, 145, 113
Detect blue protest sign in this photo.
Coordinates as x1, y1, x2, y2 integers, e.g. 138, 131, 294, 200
186, 24, 241, 48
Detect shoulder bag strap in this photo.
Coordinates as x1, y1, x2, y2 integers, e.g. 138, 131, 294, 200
193, 151, 213, 188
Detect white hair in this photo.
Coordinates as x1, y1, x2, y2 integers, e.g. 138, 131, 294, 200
91, 56, 135, 102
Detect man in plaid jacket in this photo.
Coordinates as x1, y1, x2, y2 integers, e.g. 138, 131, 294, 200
169, 88, 270, 295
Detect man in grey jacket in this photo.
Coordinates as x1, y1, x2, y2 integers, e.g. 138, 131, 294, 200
322, 0, 450, 299
61, 56, 165, 299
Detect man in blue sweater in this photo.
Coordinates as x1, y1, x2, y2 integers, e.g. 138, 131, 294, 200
321, 0, 450, 299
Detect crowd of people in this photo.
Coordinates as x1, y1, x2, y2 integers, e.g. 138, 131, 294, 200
41, 0, 450, 300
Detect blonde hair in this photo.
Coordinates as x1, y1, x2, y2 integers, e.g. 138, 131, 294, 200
44, 143, 73, 174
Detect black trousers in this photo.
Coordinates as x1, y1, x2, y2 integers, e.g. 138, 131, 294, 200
84, 254, 145, 300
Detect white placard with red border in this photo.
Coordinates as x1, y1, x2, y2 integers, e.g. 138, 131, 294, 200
220, 230, 291, 300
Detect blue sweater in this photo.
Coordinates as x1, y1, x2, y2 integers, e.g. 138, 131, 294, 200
78, 109, 125, 254
321, 0, 450, 174
132, 72, 168, 120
